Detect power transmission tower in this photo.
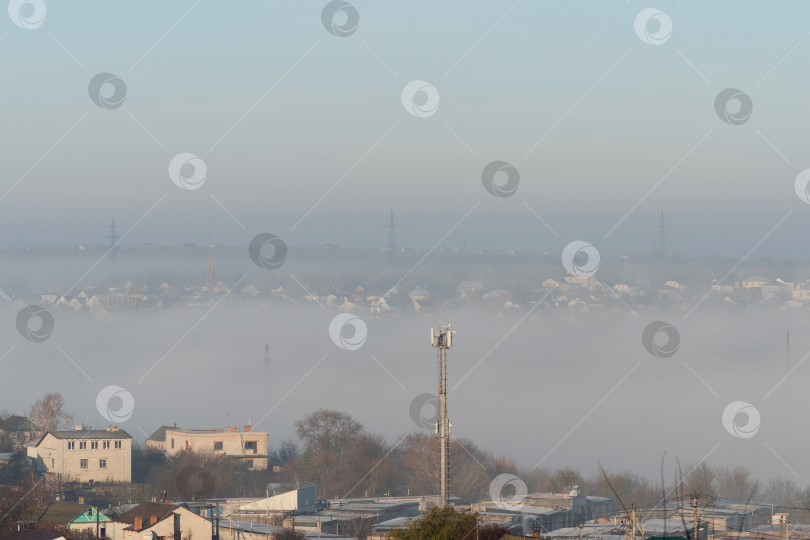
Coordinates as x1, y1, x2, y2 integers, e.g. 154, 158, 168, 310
385, 208, 398, 252
106, 218, 120, 262
206, 256, 216, 296
656, 211, 668, 261
431, 324, 455, 508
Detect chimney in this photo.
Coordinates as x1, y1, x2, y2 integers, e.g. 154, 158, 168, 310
173, 513, 181, 540
134, 516, 142, 531
150, 515, 158, 525
244, 425, 252, 433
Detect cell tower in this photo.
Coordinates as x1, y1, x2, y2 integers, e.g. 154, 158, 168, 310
656, 211, 668, 261
106, 218, 120, 262
385, 208, 399, 252
430, 323, 455, 508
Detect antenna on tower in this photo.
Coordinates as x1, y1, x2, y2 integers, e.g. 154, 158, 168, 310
385, 208, 399, 253
430, 323, 455, 508
656, 211, 668, 261
106, 218, 120, 262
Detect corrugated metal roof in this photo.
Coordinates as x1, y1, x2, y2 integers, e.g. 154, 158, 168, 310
220, 519, 350, 538
37, 501, 91, 525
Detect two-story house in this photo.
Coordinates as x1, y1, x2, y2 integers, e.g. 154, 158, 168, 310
27, 426, 132, 482
146, 424, 267, 470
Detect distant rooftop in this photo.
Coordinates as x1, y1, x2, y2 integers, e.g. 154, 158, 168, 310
43, 427, 132, 440
117, 502, 187, 531
37, 501, 92, 525
147, 425, 263, 442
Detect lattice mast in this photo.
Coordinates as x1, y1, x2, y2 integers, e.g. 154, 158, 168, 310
431, 323, 455, 507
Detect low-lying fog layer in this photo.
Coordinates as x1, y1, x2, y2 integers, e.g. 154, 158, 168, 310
2, 294, 805, 483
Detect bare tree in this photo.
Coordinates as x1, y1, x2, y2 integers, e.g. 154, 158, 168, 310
715, 466, 757, 501
762, 477, 801, 509
0, 477, 52, 535
341, 433, 398, 498
448, 438, 490, 503
589, 469, 658, 508
400, 433, 439, 496
295, 409, 363, 496
30, 392, 72, 433
295, 409, 363, 458
683, 462, 716, 497
270, 439, 299, 466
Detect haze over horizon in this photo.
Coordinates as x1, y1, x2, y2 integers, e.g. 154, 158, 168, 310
3, 0, 810, 508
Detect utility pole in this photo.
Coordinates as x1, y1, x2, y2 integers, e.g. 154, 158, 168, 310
215, 502, 220, 540
630, 506, 636, 540
779, 515, 789, 540
579, 522, 583, 540
691, 494, 700, 540
431, 324, 455, 508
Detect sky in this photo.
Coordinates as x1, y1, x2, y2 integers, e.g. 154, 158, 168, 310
3, 0, 810, 490
1, 1, 810, 256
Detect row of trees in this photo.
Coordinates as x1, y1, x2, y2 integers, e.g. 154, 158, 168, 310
276, 410, 810, 512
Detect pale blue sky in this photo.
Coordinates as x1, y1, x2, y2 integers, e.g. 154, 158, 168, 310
2, 1, 810, 256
